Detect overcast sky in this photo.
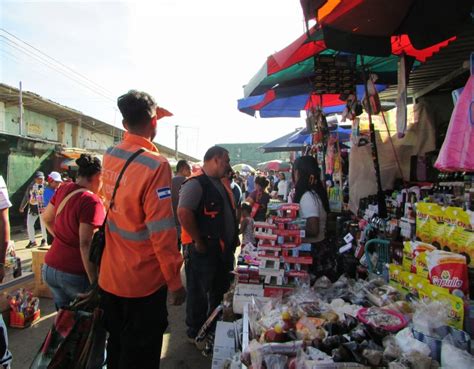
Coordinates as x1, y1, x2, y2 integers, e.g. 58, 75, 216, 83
0, 0, 307, 159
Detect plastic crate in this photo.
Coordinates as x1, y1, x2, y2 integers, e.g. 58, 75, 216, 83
9, 309, 40, 328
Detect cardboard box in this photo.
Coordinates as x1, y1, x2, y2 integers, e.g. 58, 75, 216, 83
31, 248, 53, 298
263, 286, 293, 298
212, 321, 236, 369
233, 284, 270, 314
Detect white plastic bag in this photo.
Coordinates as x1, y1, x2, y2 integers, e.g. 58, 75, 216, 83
441, 334, 474, 369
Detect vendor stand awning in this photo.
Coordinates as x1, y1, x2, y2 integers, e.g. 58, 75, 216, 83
299, 0, 471, 56
260, 130, 306, 153
257, 160, 292, 172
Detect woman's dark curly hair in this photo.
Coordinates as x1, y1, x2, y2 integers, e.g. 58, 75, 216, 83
76, 154, 102, 179
292, 156, 329, 213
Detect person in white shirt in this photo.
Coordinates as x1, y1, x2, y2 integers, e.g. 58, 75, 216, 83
277, 172, 289, 201
0, 175, 13, 368
292, 156, 336, 281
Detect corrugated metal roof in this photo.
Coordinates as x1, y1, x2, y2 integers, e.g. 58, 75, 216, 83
0, 83, 199, 161
380, 26, 474, 100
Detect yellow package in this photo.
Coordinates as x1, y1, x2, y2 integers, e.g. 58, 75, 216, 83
399, 271, 411, 294
402, 241, 413, 272
388, 264, 404, 294
416, 203, 439, 244
452, 209, 474, 268
442, 207, 463, 252
411, 241, 437, 274
419, 284, 464, 330
403, 240, 436, 273
415, 252, 430, 278
430, 205, 445, 250
406, 272, 426, 298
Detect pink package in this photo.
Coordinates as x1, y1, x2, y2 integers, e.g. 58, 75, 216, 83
435, 75, 474, 172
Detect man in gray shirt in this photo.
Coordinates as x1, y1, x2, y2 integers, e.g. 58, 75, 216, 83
171, 160, 191, 251
178, 146, 238, 344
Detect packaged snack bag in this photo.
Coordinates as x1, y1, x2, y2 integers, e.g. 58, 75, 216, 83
442, 207, 463, 252
403, 240, 436, 273
427, 250, 469, 297
402, 241, 413, 272
415, 251, 430, 279
416, 203, 439, 244
419, 284, 464, 330
430, 205, 446, 250
452, 209, 474, 268
406, 272, 427, 298
388, 264, 404, 293
410, 241, 436, 274
399, 270, 411, 294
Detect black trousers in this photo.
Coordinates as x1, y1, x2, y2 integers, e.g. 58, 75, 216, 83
184, 244, 233, 338
100, 287, 168, 369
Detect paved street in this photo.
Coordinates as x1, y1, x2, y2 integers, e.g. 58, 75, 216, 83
6, 231, 212, 369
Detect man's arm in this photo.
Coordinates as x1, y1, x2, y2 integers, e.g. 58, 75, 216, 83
144, 160, 185, 305
177, 179, 207, 252
0, 208, 9, 282
177, 208, 206, 253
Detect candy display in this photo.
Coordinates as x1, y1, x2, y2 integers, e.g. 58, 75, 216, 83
7, 288, 40, 328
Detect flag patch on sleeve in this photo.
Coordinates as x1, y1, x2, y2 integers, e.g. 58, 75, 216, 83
156, 187, 171, 200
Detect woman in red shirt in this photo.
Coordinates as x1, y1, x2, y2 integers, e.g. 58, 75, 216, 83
41, 154, 105, 309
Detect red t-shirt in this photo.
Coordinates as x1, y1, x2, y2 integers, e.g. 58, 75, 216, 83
44, 183, 105, 275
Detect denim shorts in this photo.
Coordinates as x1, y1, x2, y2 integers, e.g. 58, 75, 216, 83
42, 264, 90, 310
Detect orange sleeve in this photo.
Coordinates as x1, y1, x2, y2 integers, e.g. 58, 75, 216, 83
144, 159, 183, 291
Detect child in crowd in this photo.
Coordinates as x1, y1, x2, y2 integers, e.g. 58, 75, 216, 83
240, 202, 256, 246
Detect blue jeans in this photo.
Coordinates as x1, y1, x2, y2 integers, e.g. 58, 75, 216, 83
42, 264, 90, 310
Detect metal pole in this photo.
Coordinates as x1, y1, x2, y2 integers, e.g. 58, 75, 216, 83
19, 81, 24, 136
174, 125, 178, 160
360, 56, 387, 218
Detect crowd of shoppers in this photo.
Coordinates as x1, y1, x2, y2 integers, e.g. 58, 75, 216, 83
0, 89, 332, 369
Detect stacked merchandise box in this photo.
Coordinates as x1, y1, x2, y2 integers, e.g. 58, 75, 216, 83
233, 204, 311, 313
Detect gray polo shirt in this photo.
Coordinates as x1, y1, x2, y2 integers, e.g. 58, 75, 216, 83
178, 176, 235, 246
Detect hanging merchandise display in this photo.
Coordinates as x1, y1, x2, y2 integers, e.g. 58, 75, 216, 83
396, 54, 408, 138
435, 58, 474, 172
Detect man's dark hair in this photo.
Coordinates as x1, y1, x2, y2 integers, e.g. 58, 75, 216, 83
203, 146, 229, 162
176, 160, 190, 173
117, 90, 157, 127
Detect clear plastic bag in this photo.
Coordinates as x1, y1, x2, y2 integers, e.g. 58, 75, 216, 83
441, 334, 474, 369
264, 354, 288, 369
412, 300, 449, 337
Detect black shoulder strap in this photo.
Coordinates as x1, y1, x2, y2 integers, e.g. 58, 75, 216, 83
103, 148, 145, 224
109, 148, 145, 209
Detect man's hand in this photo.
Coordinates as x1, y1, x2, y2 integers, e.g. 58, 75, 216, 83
168, 287, 186, 306
0, 265, 4, 283
19, 208, 24, 214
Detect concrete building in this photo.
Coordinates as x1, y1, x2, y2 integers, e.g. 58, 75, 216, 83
0, 83, 197, 224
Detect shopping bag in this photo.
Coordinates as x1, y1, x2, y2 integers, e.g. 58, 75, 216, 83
435, 75, 474, 171
30, 294, 105, 369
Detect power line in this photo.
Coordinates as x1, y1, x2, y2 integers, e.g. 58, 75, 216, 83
0, 28, 114, 97
0, 36, 116, 103
0, 31, 117, 106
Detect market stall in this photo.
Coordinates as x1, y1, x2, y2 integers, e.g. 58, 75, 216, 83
215, 2, 474, 368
